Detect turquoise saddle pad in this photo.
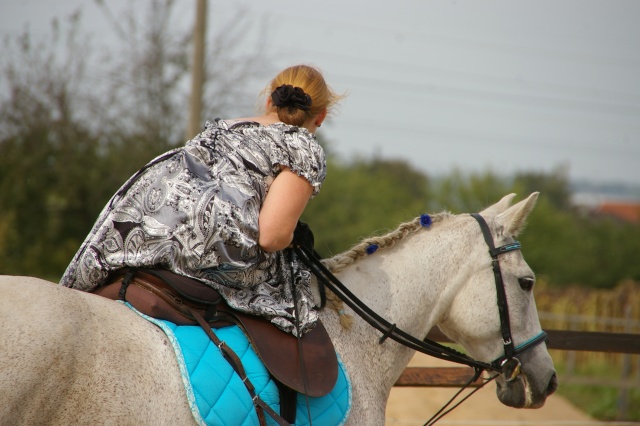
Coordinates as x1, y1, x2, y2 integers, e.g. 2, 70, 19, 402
126, 304, 352, 426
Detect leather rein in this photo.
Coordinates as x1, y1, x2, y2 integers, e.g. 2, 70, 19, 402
294, 213, 548, 422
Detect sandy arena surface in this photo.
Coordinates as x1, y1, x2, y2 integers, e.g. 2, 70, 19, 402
385, 353, 600, 426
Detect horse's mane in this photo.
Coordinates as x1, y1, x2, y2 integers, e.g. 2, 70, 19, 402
322, 212, 452, 273
319, 212, 453, 328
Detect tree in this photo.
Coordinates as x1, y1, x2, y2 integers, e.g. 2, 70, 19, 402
303, 161, 640, 289
0, 14, 110, 278
514, 165, 573, 211
0, 3, 268, 280
95, 0, 269, 142
429, 168, 511, 213
302, 154, 432, 256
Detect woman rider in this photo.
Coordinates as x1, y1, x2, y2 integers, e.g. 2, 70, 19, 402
60, 64, 342, 335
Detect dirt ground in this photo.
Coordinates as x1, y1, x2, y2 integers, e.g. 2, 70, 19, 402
385, 353, 597, 426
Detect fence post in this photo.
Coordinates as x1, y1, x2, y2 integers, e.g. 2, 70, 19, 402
565, 314, 578, 376
616, 305, 632, 420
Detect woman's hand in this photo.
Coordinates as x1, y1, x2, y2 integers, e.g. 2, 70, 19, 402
258, 167, 314, 252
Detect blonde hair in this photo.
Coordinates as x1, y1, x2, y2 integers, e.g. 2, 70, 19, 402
266, 65, 343, 127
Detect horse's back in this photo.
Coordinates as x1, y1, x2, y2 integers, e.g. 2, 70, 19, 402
0, 276, 194, 425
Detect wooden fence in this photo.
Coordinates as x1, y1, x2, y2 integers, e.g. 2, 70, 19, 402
394, 324, 640, 419
396, 282, 640, 389
395, 326, 640, 387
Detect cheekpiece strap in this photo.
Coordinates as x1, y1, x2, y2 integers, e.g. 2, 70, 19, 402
469, 213, 517, 358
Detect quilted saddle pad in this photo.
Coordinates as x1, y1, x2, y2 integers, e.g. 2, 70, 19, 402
125, 303, 352, 426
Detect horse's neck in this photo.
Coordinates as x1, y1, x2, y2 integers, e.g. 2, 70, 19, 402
323, 221, 473, 392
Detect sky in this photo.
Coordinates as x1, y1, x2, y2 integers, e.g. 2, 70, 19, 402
2, 0, 640, 189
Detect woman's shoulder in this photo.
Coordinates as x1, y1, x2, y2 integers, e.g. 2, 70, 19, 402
204, 119, 325, 192
214, 118, 315, 142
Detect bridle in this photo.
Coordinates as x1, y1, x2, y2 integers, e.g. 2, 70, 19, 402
469, 213, 548, 377
294, 212, 548, 424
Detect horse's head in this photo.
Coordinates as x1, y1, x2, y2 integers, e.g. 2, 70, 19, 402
438, 192, 558, 408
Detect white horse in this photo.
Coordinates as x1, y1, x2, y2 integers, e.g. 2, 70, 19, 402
0, 193, 557, 425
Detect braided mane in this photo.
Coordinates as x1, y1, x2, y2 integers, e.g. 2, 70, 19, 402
322, 212, 452, 273
319, 212, 452, 327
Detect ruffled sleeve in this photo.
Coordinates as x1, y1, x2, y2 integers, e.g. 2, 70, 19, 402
267, 124, 327, 197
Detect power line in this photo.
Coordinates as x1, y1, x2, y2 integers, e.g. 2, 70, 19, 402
290, 47, 640, 103
257, 9, 640, 69
260, 41, 640, 116
331, 116, 639, 158
328, 72, 640, 118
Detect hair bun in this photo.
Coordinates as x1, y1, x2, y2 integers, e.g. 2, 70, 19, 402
271, 84, 312, 111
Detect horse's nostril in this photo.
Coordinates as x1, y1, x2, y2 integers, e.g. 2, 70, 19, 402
547, 372, 558, 396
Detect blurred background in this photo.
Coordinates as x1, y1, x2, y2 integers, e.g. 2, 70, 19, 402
1, 0, 639, 421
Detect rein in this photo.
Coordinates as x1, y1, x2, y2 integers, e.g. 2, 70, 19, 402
296, 245, 499, 372
294, 213, 548, 424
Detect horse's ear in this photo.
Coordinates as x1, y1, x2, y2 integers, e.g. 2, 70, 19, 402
480, 193, 517, 217
495, 192, 539, 237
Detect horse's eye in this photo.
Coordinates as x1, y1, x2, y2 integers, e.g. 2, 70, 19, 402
518, 277, 535, 291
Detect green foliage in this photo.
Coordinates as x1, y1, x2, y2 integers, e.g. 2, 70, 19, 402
1, 122, 92, 276
1, 3, 638, 290
301, 155, 432, 257
501, 169, 640, 288
428, 168, 511, 213
0, 3, 264, 280
304, 164, 640, 289
554, 361, 640, 421
519, 192, 640, 288
514, 165, 573, 210
0, 104, 172, 279
517, 197, 584, 285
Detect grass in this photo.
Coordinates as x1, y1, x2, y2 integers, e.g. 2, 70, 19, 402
554, 360, 640, 421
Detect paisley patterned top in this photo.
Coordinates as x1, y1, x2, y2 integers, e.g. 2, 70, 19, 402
60, 119, 327, 335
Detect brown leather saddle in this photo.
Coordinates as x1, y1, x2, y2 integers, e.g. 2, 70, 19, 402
93, 269, 338, 397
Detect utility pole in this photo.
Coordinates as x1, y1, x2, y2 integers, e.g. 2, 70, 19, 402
186, 0, 207, 140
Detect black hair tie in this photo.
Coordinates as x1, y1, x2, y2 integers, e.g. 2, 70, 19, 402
271, 84, 312, 111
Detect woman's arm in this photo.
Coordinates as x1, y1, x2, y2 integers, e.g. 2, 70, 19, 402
258, 167, 314, 252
